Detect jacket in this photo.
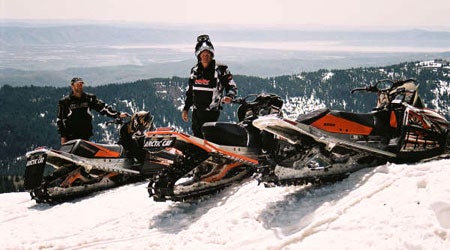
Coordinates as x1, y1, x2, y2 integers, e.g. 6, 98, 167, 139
57, 92, 119, 139
183, 60, 237, 112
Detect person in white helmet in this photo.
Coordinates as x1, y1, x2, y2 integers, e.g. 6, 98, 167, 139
181, 35, 238, 137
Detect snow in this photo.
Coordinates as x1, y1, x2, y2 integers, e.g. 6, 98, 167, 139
418, 60, 444, 68
322, 72, 334, 81
430, 80, 450, 117
1, 160, 450, 249
283, 95, 326, 120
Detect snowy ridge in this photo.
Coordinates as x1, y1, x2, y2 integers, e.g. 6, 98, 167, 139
1, 160, 450, 249
282, 94, 326, 120
431, 80, 450, 117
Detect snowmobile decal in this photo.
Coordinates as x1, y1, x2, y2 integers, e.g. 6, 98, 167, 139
26, 154, 46, 167
143, 137, 175, 148
201, 162, 243, 182
84, 141, 121, 158
146, 130, 212, 152
145, 130, 259, 164
24, 153, 47, 189
311, 113, 373, 135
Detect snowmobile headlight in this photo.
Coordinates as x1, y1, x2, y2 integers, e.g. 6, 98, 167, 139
245, 110, 253, 118
270, 106, 281, 115
391, 93, 405, 104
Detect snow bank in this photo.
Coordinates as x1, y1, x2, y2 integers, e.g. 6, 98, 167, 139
1, 159, 450, 249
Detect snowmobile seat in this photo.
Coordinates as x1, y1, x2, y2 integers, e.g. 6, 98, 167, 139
296, 108, 330, 124
297, 108, 393, 136
329, 111, 375, 128
329, 110, 393, 135
202, 122, 248, 146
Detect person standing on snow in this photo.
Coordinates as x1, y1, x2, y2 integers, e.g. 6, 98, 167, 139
57, 77, 128, 145
181, 34, 238, 137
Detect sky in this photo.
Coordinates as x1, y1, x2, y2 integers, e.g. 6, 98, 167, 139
2, 0, 450, 28
1, 159, 450, 249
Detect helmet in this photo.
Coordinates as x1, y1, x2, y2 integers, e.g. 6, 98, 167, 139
195, 34, 214, 59
130, 111, 154, 133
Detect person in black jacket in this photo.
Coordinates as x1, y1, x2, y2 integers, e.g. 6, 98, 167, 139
57, 77, 127, 144
181, 35, 238, 137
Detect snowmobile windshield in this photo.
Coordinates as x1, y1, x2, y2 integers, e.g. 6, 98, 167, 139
237, 94, 283, 122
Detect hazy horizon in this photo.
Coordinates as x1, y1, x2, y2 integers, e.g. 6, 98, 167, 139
2, 17, 450, 86
2, 0, 450, 30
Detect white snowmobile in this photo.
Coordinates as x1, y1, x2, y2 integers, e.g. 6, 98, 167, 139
253, 79, 450, 186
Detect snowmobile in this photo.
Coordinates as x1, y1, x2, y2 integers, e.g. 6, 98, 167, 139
24, 111, 166, 203
253, 79, 450, 187
144, 94, 284, 202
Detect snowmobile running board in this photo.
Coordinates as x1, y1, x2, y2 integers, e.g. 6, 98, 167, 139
26, 148, 141, 176
253, 116, 397, 158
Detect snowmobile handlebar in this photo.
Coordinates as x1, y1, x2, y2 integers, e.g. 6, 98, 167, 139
231, 97, 246, 104
351, 79, 397, 94
231, 94, 259, 105
105, 112, 131, 126
350, 85, 379, 94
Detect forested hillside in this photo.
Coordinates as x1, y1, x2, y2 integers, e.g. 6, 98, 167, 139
1, 60, 449, 192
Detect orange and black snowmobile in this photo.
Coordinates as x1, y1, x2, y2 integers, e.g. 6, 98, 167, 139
144, 94, 283, 202
253, 79, 450, 186
24, 111, 165, 203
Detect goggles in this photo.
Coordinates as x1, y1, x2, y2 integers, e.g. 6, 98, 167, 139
197, 35, 210, 43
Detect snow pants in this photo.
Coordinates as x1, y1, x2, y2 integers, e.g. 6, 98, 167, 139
192, 109, 220, 138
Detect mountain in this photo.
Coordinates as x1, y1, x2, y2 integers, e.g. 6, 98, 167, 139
2, 22, 450, 86
1, 60, 450, 192
3, 23, 450, 47
1, 159, 449, 249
